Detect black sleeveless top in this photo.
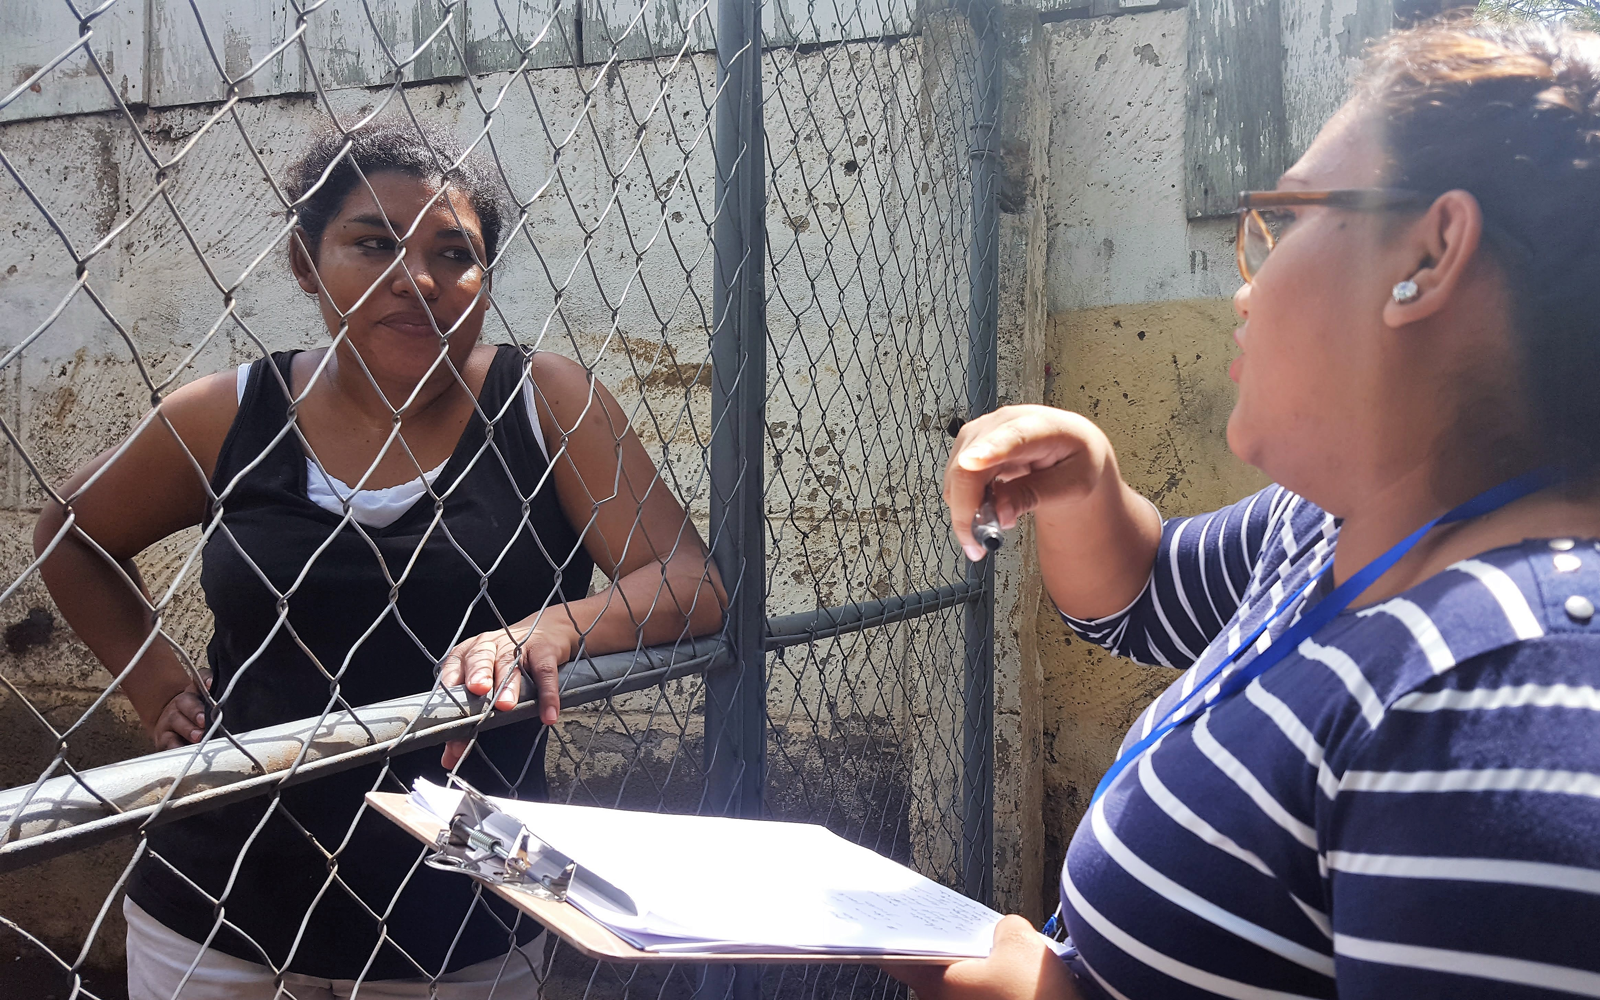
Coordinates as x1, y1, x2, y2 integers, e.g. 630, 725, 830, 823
127, 346, 595, 979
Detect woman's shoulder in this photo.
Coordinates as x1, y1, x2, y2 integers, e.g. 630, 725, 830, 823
522, 348, 593, 397
155, 368, 245, 476
1203, 484, 1336, 590
1311, 538, 1600, 771
1259, 484, 1335, 543
1324, 548, 1600, 854
1178, 484, 1331, 545
1357, 536, 1599, 663
517, 348, 630, 430
165, 367, 242, 412
168, 352, 307, 476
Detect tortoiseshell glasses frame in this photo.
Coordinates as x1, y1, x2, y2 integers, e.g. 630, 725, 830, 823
1236, 188, 1427, 283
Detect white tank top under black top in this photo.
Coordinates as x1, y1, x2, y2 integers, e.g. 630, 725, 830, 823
232, 361, 550, 529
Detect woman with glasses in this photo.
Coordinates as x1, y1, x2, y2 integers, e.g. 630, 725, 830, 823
904, 19, 1600, 1000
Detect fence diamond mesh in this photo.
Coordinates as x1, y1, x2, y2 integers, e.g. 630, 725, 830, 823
0, 0, 999, 997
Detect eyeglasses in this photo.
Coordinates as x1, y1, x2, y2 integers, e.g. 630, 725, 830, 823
1236, 188, 1427, 283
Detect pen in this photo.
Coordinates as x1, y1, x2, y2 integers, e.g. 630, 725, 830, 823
971, 482, 1003, 554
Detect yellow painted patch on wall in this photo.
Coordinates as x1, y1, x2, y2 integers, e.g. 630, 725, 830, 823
1036, 298, 1268, 896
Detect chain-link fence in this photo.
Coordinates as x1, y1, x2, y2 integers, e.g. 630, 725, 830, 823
0, 0, 1001, 996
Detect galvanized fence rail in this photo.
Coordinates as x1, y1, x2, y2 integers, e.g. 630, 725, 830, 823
0, 0, 1001, 996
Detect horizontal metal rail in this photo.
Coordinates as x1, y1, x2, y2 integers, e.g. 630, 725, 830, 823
763, 580, 986, 650
0, 574, 978, 870
0, 637, 730, 872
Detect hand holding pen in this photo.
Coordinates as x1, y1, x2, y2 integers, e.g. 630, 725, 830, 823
943, 405, 1123, 562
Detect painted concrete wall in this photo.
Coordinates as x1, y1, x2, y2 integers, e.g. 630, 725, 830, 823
1036, 298, 1266, 884
1034, 0, 1376, 902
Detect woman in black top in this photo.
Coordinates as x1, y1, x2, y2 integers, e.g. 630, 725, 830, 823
34, 121, 724, 997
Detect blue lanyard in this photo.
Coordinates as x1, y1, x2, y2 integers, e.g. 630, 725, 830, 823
1087, 467, 1557, 810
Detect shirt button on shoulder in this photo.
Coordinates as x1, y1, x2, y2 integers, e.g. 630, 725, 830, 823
1565, 594, 1595, 624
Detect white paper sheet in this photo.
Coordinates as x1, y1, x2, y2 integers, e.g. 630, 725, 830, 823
409, 780, 1002, 957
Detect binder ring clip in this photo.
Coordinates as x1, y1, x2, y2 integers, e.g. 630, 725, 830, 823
424, 775, 576, 901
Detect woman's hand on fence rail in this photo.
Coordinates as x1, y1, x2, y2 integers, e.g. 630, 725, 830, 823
150, 682, 209, 750
438, 620, 575, 767
881, 915, 1084, 1000
943, 404, 1162, 620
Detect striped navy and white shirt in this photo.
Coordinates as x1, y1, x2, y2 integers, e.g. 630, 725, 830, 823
1058, 485, 1600, 999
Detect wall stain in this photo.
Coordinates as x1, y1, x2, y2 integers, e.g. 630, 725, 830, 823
91, 124, 120, 241
4, 609, 53, 656
45, 349, 87, 426
632, 343, 712, 393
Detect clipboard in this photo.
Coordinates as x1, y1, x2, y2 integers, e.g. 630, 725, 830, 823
366, 791, 960, 966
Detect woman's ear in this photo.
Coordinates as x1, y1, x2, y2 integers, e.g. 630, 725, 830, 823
1381, 188, 1485, 329
288, 228, 322, 297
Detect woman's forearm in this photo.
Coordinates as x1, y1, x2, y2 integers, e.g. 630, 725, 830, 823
534, 549, 725, 659
34, 505, 197, 733
1036, 471, 1163, 621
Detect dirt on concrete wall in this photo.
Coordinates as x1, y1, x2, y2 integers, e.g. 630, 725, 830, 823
1035, 297, 1268, 902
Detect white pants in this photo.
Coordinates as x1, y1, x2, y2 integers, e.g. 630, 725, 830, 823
124, 898, 546, 1000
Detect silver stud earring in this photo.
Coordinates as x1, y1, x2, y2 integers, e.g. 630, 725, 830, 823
1392, 279, 1419, 304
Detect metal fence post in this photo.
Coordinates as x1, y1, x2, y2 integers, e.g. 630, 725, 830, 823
707, 0, 767, 841
962, 0, 1001, 908
706, 2, 766, 997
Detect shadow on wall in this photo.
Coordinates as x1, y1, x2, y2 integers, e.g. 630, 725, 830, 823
1036, 298, 1268, 900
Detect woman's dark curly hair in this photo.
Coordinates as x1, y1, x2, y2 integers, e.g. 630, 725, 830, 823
284, 119, 506, 265
1358, 20, 1600, 474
